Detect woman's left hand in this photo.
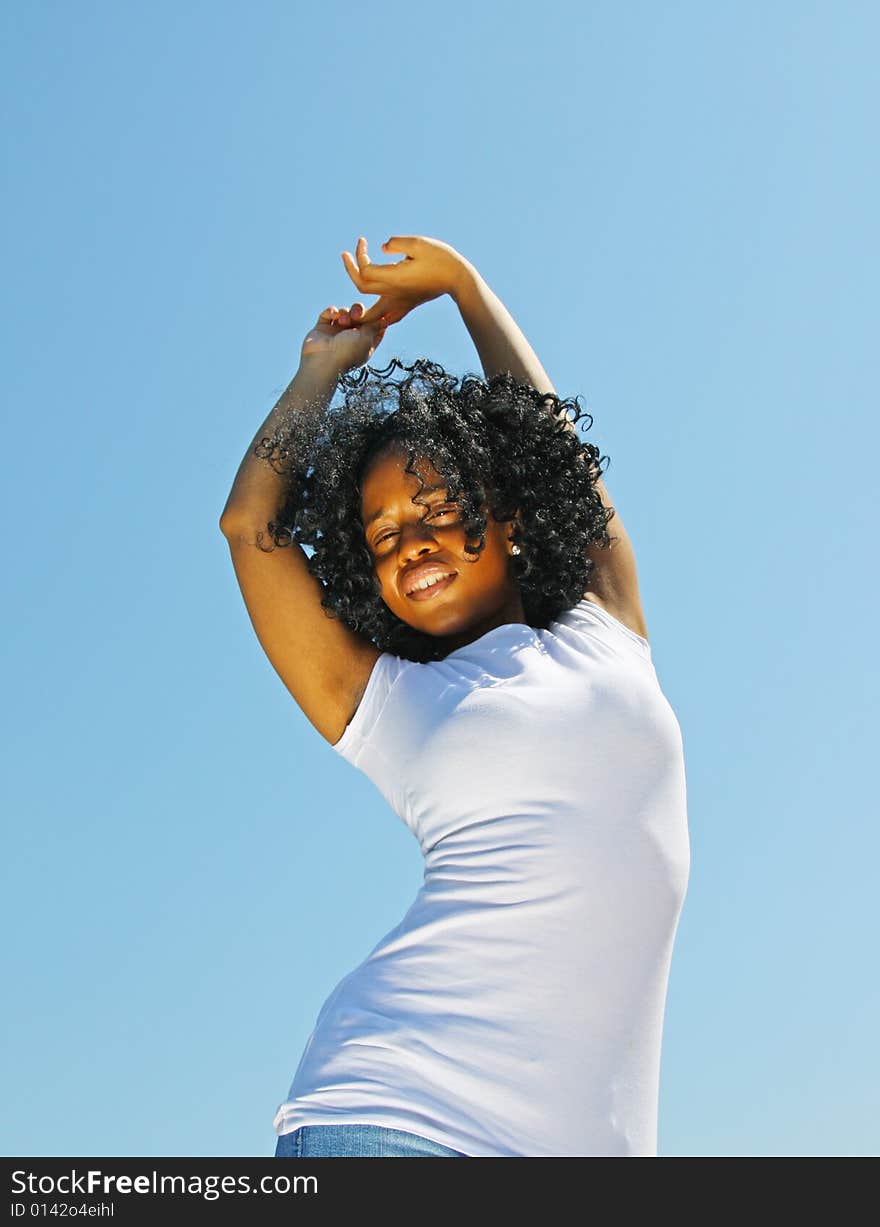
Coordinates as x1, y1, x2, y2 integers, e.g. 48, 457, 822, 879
340, 235, 473, 327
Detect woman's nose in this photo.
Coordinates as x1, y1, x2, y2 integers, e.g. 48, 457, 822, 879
399, 522, 439, 555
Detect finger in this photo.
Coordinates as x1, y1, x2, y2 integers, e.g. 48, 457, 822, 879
355, 235, 372, 275
341, 249, 367, 289
342, 236, 380, 284
342, 253, 393, 292
357, 295, 392, 325
343, 237, 403, 284
382, 235, 418, 257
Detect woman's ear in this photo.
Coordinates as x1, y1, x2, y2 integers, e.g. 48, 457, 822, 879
506, 507, 525, 554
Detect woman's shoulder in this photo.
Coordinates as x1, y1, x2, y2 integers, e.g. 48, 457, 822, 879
577, 589, 650, 647
330, 648, 414, 756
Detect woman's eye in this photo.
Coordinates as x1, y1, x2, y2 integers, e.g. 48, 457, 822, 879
373, 507, 458, 549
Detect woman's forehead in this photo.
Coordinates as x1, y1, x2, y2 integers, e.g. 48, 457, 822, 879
361, 449, 447, 501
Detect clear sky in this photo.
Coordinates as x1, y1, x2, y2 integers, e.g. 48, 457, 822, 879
2, 1, 877, 1158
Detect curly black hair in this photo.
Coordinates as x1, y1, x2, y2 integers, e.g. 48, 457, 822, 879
253, 355, 616, 664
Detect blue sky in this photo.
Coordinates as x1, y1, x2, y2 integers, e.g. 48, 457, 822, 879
1, 1, 877, 1158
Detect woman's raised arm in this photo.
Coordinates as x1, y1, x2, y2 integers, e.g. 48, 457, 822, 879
219, 307, 388, 746
451, 264, 557, 399
450, 257, 647, 640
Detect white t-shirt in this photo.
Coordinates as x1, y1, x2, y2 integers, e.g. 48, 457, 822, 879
273, 596, 690, 1157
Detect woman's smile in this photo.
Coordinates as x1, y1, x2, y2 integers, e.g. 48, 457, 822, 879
359, 444, 525, 650
404, 571, 459, 601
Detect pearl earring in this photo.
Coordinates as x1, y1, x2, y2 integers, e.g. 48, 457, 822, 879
510, 544, 521, 556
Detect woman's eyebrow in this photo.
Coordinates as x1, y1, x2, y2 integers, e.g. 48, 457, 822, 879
364, 484, 449, 528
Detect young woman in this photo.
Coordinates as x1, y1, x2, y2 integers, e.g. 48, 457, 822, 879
219, 236, 691, 1158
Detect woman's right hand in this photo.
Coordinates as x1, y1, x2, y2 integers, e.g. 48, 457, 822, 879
299, 300, 389, 376
340, 235, 474, 327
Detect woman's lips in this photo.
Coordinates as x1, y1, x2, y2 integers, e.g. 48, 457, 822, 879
405, 572, 458, 602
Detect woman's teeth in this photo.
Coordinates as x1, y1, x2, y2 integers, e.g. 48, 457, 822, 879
410, 572, 454, 593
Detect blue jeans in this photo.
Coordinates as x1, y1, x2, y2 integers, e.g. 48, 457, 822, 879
274, 1124, 468, 1158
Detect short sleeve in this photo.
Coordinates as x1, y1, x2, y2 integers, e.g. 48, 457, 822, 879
555, 597, 654, 665
331, 651, 413, 765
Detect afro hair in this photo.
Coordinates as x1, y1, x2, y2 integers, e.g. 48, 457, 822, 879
253, 355, 617, 664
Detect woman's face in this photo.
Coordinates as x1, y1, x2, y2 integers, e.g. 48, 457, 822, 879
359, 446, 524, 653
